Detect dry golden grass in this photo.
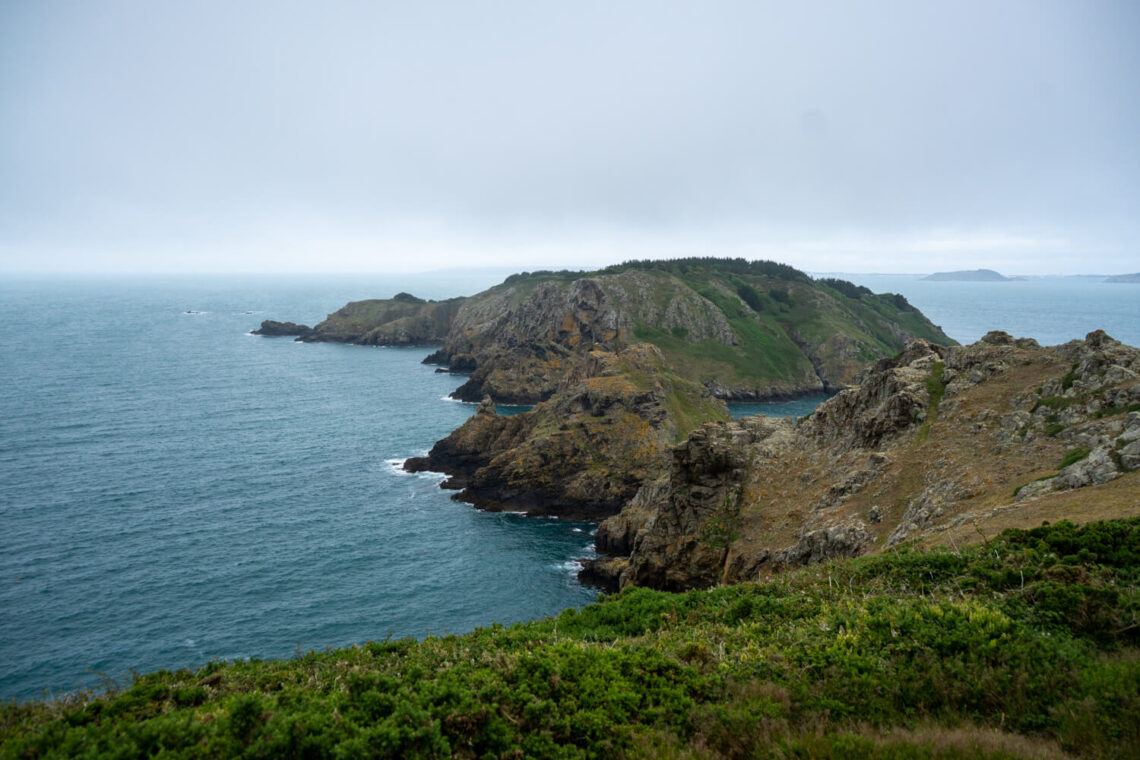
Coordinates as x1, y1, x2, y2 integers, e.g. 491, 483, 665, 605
725, 341, 1140, 577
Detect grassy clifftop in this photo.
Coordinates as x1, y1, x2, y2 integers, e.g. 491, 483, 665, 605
4, 518, 1137, 759
437, 258, 954, 403
301, 293, 465, 346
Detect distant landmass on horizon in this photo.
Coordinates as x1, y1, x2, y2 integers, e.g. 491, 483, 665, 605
1106, 272, 1140, 283
922, 268, 1021, 282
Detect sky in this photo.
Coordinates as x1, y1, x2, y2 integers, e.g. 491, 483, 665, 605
1, 0, 1137, 275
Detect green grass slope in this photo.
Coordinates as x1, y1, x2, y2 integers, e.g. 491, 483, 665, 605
306, 293, 465, 345
491, 259, 955, 397
4, 518, 1137, 759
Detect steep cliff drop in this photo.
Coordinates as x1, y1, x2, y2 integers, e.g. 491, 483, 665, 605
583, 330, 1140, 590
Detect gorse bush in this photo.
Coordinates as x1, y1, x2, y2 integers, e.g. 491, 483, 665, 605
4, 518, 1138, 759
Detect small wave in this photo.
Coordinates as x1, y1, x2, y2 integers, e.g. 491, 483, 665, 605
385, 458, 411, 475
439, 395, 473, 404
552, 559, 583, 574
571, 527, 583, 533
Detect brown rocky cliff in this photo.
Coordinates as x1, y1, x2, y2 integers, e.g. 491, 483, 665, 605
405, 345, 729, 520
435, 271, 737, 403
299, 296, 464, 346
586, 330, 1140, 590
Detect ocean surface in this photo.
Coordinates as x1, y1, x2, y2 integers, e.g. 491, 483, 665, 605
2, 272, 1137, 702
0, 273, 571, 702
839, 274, 1140, 347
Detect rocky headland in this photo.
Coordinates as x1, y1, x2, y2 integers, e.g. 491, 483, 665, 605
258, 260, 953, 402
277, 292, 467, 346
251, 320, 313, 337
261, 259, 1139, 594
422, 260, 954, 403
583, 329, 1140, 590
405, 344, 729, 520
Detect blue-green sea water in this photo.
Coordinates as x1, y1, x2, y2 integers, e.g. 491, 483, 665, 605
0, 274, 591, 702
1, 272, 1137, 702
839, 274, 1140, 347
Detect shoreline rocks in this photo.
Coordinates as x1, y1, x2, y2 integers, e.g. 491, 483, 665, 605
251, 320, 312, 337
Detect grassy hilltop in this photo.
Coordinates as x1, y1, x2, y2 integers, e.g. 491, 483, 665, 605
290, 258, 955, 403
3, 518, 1138, 759
434, 259, 954, 403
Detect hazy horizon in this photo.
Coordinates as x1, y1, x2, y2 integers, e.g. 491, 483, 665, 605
2, 1, 1137, 276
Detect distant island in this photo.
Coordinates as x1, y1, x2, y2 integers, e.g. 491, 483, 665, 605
921, 268, 1021, 281
1106, 272, 1140, 283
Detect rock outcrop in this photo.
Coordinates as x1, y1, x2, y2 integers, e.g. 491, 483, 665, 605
405, 345, 729, 520
298, 294, 465, 346
422, 261, 954, 403
583, 330, 1140, 591
252, 320, 313, 337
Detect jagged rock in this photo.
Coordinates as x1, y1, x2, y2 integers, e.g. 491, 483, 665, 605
407, 345, 727, 520
576, 556, 629, 592
252, 320, 312, 337
296, 296, 464, 346
1060, 448, 1120, 488
601, 330, 1140, 591
1015, 477, 1057, 501
424, 264, 951, 403
773, 521, 871, 568
806, 339, 943, 449
594, 478, 667, 555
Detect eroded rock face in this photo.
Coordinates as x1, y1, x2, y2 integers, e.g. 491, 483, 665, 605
298, 297, 464, 346
438, 272, 739, 403
406, 345, 728, 520
593, 331, 1140, 591
427, 267, 952, 403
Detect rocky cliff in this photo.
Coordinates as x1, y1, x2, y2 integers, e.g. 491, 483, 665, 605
251, 320, 313, 337
425, 259, 954, 403
296, 293, 465, 346
584, 330, 1140, 590
405, 344, 729, 520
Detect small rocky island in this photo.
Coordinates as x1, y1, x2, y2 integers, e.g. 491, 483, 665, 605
922, 268, 1020, 281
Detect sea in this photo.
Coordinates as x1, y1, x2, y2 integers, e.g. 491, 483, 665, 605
1, 272, 1137, 701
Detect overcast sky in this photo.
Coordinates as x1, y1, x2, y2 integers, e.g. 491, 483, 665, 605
1, 1, 1137, 275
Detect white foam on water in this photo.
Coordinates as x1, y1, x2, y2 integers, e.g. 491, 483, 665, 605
439, 395, 473, 404
553, 559, 583, 574
385, 458, 411, 475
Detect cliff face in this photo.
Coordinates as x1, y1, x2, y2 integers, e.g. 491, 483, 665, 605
405, 344, 729, 520
251, 320, 312, 337
426, 261, 954, 403
298, 294, 465, 346
585, 330, 1140, 590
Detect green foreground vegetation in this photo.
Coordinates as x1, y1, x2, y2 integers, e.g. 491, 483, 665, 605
4, 519, 1138, 759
